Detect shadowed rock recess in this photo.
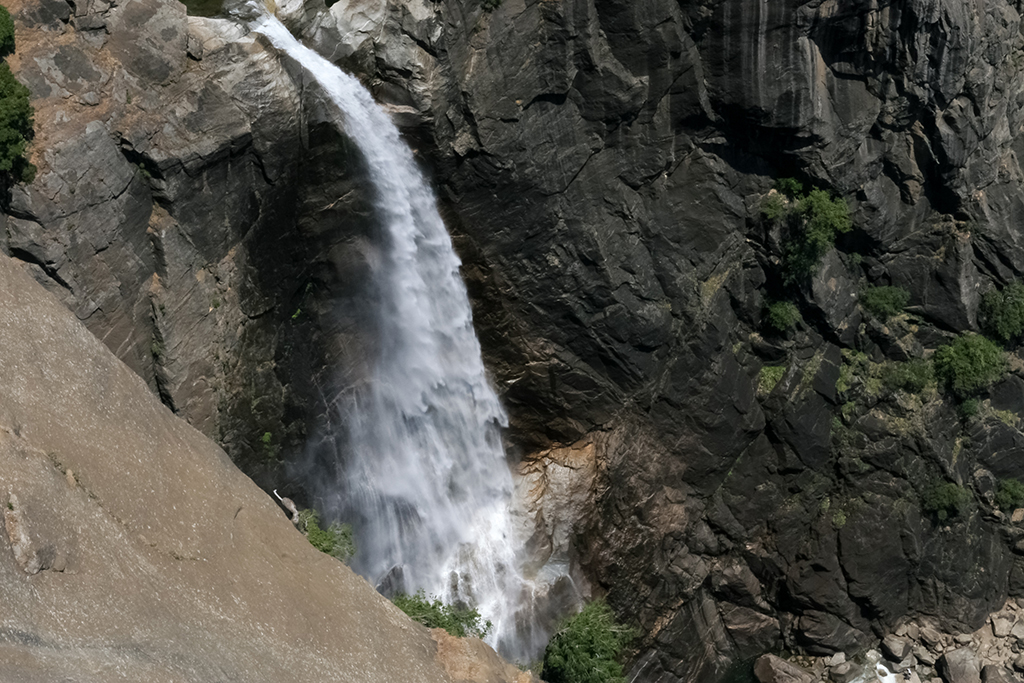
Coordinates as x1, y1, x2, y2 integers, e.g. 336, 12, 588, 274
10, 0, 1024, 679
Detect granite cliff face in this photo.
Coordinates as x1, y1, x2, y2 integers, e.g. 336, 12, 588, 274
10, 0, 1024, 680
5, 0, 392, 494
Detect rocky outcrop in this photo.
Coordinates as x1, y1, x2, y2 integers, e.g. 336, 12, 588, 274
3, 0, 385, 495
0, 248, 534, 681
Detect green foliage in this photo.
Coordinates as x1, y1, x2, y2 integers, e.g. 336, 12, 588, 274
996, 479, 1024, 511
392, 590, 491, 639
542, 600, 636, 683
765, 300, 801, 332
981, 282, 1024, 343
860, 286, 910, 321
960, 398, 980, 419
921, 481, 971, 522
0, 5, 14, 58
761, 193, 787, 222
0, 59, 33, 182
933, 333, 1006, 398
763, 181, 851, 284
758, 365, 786, 396
775, 177, 804, 198
297, 508, 356, 563
800, 189, 852, 252
781, 189, 852, 284
884, 358, 932, 394
831, 509, 847, 529
481, 0, 501, 10
259, 430, 279, 460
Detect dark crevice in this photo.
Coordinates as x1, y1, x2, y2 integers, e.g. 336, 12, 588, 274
524, 92, 569, 110
8, 248, 72, 291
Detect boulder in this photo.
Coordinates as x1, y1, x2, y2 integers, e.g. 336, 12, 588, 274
995, 618, 1016, 638
982, 665, 1024, 683
754, 654, 815, 683
884, 634, 914, 662
938, 648, 982, 683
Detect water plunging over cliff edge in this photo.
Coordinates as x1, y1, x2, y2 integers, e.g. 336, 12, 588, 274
246, 8, 573, 660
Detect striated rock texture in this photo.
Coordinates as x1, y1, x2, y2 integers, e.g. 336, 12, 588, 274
12, 0, 1024, 681
0, 247, 535, 681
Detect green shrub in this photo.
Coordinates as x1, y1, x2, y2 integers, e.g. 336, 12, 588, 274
765, 300, 801, 332
0, 61, 33, 182
921, 481, 971, 521
933, 333, 1006, 398
542, 600, 636, 683
758, 365, 786, 395
831, 509, 847, 529
297, 509, 356, 563
0, 5, 14, 58
884, 358, 932, 394
781, 189, 851, 283
775, 177, 804, 198
761, 192, 787, 222
392, 590, 491, 639
996, 479, 1024, 511
860, 286, 910, 320
960, 397, 980, 419
981, 282, 1024, 343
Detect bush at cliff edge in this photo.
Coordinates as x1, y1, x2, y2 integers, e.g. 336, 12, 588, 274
542, 600, 635, 683
0, 5, 34, 183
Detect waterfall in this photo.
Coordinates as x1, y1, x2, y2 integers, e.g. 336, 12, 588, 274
246, 8, 564, 661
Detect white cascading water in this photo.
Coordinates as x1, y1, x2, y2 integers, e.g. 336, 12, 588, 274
247, 7, 562, 660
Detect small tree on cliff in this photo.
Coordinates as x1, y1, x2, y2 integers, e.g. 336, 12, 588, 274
933, 333, 1006, 399
542, 600, 636, 683
0, 6, 13, 58
762, 179, 851, 285
0, 5, 33, 183
0, 62, 34, 182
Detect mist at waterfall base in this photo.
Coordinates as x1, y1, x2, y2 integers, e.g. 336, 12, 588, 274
247, 9, 578, 661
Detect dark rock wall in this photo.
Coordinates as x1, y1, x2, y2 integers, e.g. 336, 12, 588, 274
300, 0, 1024, 679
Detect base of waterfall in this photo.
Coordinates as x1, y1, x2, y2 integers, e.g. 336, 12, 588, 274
753, 599, 1024, 683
